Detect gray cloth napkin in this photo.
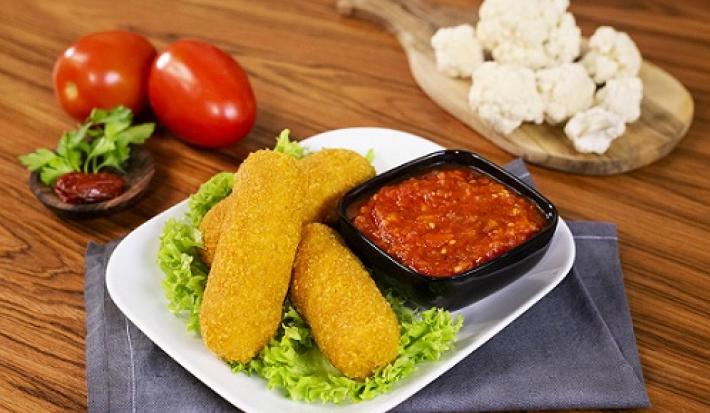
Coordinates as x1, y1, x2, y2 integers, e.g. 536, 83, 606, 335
85, 160, 650, 412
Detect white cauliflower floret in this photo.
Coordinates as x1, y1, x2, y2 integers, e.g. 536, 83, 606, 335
595, 76, 643, 123
582, 26, 642, 84
431, 24, 485, 78
564, 107, 626, 154
469, 62, 544, 134
476, 0, 581, 69
536, 63, 596, 124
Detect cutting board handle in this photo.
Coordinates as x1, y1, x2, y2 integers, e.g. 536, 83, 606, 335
337, 0, 463, 48
337, 0, 419, 46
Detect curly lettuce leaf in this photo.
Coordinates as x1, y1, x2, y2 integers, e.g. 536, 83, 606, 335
274, 129, 309, 160
158, 172, 235, 332
186, 172, 235, 227
157, 131, 462, 403
365, 148, 375, 163
231, 295, 462, 403
273, 129, 375, 165
157, 218, 207, 332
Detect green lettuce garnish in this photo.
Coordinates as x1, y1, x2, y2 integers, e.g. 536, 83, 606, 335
186, 172, 235, 227
273, 128, 376, 164
365, 148, 376, 163
158, 172, 234, 332
232, 295, 462, 403
157, 131, 462, 403
158, 219, 207, 332
274, 129, 308, 160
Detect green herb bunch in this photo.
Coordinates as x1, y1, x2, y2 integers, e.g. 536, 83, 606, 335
19, 106, 155, 185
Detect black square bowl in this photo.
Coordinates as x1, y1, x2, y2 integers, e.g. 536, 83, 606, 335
336, 150, 559, 310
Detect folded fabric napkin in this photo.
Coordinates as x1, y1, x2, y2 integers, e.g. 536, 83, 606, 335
84, 160, 649, 412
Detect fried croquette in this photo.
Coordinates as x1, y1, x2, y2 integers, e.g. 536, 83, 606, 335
199, 148, 375, 264
199, 150, 304, 363
199, 197, 229, 266
290, 223, 400, 379
300, 149, 375, 223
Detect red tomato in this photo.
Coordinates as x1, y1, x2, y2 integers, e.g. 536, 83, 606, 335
52, 31, 156, 120
148, 40, 256, 148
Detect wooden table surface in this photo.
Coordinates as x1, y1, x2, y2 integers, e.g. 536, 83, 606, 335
0, 0, 708, 411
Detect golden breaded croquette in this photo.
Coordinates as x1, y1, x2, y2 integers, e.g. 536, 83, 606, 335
290, 223, 400, 379
200, 150, 304, 363
199, 197, 229, 266
300, 149, 375, 223
199, 148, 375, 263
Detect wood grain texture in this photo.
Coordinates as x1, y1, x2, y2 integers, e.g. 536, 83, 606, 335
0, 0, 708, 412
337, 0, 695, 175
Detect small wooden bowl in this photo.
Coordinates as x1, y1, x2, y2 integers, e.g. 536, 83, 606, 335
29, 147, 155, 219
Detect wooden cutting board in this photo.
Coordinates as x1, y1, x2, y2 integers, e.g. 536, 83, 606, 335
337, 0, 694, 175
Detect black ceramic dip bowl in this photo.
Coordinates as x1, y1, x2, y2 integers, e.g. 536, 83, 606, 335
336, 150, 558, 310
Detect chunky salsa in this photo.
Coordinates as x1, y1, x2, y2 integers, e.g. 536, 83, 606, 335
352, 167, 545, 277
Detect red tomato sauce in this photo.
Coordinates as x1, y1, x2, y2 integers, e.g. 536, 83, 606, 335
352, 167, 545, 277
54, 171, 125, 204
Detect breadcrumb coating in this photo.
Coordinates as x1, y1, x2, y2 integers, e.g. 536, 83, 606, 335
300, 149, 375, 224
199, 197, 228, 266
199, 150, 304, 363
290, 223, 400, 379
199, 148, 375, 264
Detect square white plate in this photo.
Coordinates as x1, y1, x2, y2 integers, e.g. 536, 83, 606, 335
107, 127, 575, 413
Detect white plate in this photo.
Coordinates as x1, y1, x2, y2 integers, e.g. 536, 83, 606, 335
107, 127, 575, 413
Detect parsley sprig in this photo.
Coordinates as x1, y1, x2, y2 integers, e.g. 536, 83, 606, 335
19, 106, 155, 186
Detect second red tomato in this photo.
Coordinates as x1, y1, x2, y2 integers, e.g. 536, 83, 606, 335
148, 40, 256, 148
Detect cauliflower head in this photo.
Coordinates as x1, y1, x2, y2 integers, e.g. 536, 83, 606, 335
536, 63, 596, 125
564, 107, 625, 154
431, 24, 485, 78
476, 0, 581, 69
595, 76, 643, 123
582, 26, 642, 84
469, 62, 544, 135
